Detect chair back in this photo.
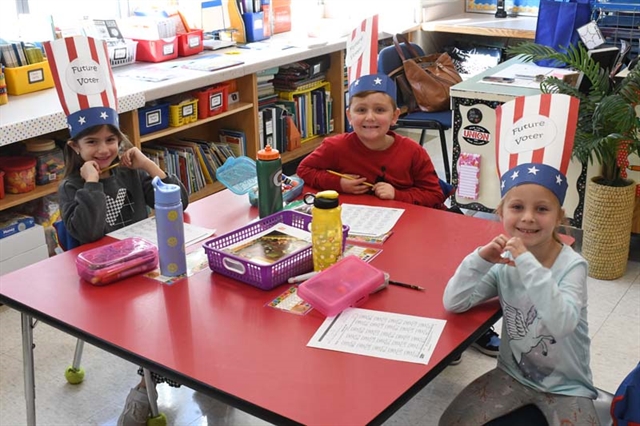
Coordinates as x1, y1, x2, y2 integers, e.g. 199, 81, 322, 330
377, 42, 425, 75
53, 221, 80, 252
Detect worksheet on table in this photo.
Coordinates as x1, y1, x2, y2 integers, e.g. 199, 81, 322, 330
340, 204, 404, 236
307, 308, 446, 365
108, 217, 215, 247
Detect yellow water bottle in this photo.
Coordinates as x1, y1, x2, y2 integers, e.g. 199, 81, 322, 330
309, 190, 343, 271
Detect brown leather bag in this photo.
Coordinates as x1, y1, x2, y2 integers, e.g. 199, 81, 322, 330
388, 34, 462, 112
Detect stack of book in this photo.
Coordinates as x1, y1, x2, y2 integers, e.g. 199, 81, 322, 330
257, 67, 278, 108
142, 130, 245, 194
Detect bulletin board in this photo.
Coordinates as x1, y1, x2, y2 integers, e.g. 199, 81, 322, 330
466, 0, 540, 16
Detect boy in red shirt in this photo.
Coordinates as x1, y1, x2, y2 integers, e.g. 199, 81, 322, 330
297, 73, 447, 209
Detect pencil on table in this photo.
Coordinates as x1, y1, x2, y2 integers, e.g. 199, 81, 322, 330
327, 170, 374, 187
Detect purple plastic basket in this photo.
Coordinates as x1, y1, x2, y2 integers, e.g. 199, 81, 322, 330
203, 210, 349, 290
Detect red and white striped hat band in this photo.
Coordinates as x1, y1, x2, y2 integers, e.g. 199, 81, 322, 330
44, 36, 119, 138
495, 93, 579, 204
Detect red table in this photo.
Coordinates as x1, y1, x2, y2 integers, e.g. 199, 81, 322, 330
0, 190, 503, 426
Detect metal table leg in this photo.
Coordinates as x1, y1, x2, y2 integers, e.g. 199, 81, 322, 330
21, 313, 36, 426
143, 368, 160, 418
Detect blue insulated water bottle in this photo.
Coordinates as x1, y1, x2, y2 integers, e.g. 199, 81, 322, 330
152, 176, 186, 277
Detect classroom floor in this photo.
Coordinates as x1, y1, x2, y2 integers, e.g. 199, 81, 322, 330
1, 132, 638, 426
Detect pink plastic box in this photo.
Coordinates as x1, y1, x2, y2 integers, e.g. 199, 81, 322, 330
76, 237, 158, 286
297, 256, 386, 316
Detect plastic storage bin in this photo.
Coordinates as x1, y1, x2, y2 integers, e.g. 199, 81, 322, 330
178, 29, 204, 57
75, 237, 158, 285
194, 84, 228, 119
135, 37, 178, 62
169, 98, 198, 127
138, 102, 169, 135
107, 39, 138, 67
24, 139, 65, 185
297, 256, 386, 316
4, 60, 54, 96
0, 156, 36, 194
203, 210, 349, 290
215, 156, 304, 206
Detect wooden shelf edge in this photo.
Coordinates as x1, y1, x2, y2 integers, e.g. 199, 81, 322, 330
139, 102, 253, 143
189, 181, 226, 203
281, 133, 334, 164
0, 181, 59, 212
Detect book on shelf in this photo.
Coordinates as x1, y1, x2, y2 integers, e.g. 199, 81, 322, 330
221, 223, 311, 265
218, 129, 246, 157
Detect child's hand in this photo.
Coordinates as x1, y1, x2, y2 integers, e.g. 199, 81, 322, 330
119, 147, 149, 170
80, 161, 100, 183
373, 182, 395, 200
504, 237, 527, 260
479, 234, 513, 265
340, 175, 370, 194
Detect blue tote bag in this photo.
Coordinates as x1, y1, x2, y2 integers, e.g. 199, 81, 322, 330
534, 0, 592, 67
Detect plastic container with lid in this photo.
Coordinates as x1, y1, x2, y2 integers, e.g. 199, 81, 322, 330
0, 156, 36, 194
75, 237, 158, 286
297, 256, 386, 316
24, 139, 65, 185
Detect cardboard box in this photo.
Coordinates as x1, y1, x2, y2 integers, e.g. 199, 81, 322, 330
0, 224, 45, 261
0, 212, 35, 240
0, 244, 48, 276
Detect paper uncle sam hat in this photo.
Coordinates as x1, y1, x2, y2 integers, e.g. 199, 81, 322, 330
348, 74, 397, 104
495, 93, 580, 204
43, 36, 118, 138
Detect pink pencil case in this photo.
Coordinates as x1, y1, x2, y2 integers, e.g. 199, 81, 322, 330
75, 237, 158, 286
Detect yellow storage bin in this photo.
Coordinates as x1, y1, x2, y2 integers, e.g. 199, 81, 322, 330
4, 60, 54, 96
169, 98, 198, 127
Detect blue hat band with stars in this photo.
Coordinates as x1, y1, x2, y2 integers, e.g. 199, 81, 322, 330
348, 74, 397, 102
500, 162, 568, 204
67, 106, 119, 139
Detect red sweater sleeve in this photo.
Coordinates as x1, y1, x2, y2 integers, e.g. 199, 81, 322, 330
296, 135, 345, 191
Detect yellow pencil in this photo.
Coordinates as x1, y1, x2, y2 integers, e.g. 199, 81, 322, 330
327, 170, 374, 187
102, 162, 120, 172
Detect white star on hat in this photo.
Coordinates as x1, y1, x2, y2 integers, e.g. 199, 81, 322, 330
354, 80, 360, 86
555, 174, 563, 185
528, 166, 539, 175
374, 77, 382, 85
100, 111, 109, 120
78, 116, 86, 125
501, 180, 505, 189
510, 170, 519, 180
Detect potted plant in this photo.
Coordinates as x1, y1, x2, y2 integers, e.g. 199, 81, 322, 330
507, 42, 640, 279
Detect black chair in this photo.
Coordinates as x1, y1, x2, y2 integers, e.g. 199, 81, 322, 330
378, 42, 453, 184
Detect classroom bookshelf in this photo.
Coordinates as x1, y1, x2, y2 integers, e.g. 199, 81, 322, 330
0, 48, 346, 212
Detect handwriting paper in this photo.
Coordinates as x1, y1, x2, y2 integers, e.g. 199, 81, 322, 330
457, 152, 481, 200
340, 204, 404, 236
307, 308, 446, 365
108, 216, 214, 248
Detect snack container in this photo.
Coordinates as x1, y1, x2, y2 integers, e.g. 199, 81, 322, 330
75, 237, 158, 286
0, 156, 36, 194
297, 256, 386, 316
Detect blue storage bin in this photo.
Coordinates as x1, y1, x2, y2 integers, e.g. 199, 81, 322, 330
138, 103, 169, 135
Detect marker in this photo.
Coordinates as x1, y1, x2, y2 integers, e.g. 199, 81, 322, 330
327, 170, 374, 187
288, 271, 318, 284
388, 280, 425, 291
482, 76, 515, 83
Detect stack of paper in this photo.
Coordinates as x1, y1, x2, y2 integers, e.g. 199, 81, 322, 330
457, 152, 481, 200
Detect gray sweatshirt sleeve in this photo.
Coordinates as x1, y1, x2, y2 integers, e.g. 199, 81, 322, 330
58, 179, 108, 244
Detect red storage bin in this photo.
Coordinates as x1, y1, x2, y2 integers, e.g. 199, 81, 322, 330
135, 37, 178, 63
178, 30, 204, 57
194, 84, 229, 119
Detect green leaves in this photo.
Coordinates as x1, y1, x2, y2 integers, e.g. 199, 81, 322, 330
507, 42, 640, 186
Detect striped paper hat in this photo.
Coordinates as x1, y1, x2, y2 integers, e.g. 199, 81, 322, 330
44, 36, 118, 138
495, 93, 580, 204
